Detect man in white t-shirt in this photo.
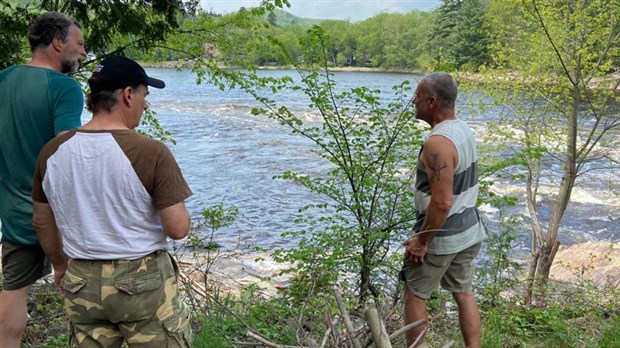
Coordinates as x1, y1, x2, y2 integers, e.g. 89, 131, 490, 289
32, 55, 193, 347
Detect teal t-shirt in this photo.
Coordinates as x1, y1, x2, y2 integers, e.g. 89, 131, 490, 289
0, 65, 83, 245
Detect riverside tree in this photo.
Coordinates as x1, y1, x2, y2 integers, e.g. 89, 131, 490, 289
225, 26, 425, 305
476, 0, 620, 303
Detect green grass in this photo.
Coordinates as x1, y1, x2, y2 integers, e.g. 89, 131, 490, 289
18, 261, 620, 348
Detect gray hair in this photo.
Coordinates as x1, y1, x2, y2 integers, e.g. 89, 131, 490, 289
28, 12, 81, 51
421, 72, 458, 109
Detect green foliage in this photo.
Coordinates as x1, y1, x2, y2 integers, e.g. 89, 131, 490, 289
426, 0, 462, 70
599, 314, 620, 348
451, 0, 491, 71
193, 288, 299, 347
262, 9, 322, 29
480, 294, 620, 347
227, 26, 424, 304
183, 202, 239, 251
0, 1, 32, 69
154, 7, 436, 70
0, 0, 191, 66
21, 283, 68, 347
472, 0, 620, 301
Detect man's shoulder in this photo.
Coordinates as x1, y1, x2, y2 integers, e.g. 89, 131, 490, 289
425, 133, 455, 148
39, 131, 78, 159
119, 131, 170, 152
0, 65, 18, 75
46, 70, 80, 88
1, 65, 79, 89
0, 65, 23, 82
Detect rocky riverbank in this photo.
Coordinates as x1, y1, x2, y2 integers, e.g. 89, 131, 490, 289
174, 241, 619, 299
1, 238, 616, 299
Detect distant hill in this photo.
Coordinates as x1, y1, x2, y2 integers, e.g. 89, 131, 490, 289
263, 9, 324, 29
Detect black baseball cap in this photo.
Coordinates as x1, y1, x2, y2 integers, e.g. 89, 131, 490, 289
88, 55, 165, 93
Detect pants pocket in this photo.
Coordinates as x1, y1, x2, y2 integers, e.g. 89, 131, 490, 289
162, 303, 192, 348
61, 271, 87, 294
108, 269, 163, 321
114, 270, 162, 295
61, 271, 92, 322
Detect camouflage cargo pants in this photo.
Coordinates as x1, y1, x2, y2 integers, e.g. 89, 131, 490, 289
61, 250, 192, 347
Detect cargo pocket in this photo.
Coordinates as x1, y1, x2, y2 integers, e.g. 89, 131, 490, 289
62, 271, 87, 294
112, 270, 163, 321
61, 271, 88, 320
162, 303, 192, 348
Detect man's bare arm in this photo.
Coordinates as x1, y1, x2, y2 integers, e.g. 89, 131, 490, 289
159, 202, 191, 240
417, 135, 457, 245
33, 201, 66, 285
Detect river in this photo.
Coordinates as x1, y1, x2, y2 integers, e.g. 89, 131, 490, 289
138, 68, 619, 255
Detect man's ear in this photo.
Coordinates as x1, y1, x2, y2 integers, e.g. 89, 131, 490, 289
51, 37, 63, 51
429, 95, 438, 108
122, 87, 133, 106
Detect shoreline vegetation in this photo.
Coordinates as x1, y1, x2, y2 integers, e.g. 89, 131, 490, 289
16, 240, 619, 347
143, 60, 425, 75
144, 61, 620, 92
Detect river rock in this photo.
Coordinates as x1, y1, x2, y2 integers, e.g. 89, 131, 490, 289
176, 250, 293, 298
549, 241, 620, 288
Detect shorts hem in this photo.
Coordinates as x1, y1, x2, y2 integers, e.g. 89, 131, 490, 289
2, 274, 45, 291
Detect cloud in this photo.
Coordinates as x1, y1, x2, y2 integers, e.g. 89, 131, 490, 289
201, 0, 439, 21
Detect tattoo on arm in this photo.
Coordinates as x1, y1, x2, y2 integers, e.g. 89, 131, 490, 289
429, 152, 447, 180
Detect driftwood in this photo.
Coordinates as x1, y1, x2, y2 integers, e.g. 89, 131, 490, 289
365, 308, 391, 348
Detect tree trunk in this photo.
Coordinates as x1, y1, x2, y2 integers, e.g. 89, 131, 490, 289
359, 252, 371, 305
525, 249, 539, 304
534, 240, 560, 301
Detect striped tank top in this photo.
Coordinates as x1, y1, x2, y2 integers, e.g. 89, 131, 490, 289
414, 118, 485, 254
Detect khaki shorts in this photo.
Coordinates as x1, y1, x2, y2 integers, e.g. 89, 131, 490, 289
1, 239, 51, 290
399, 242, 481, 300
62, 250, 192, 348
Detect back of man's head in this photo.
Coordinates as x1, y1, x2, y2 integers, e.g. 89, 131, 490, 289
423, 72, 458, 109
86, 55, 165, 114
28, 12, 80, 51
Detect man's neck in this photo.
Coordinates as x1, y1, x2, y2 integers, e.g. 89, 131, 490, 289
28, 51, 61, 72
80, 114, 131, 131
429, 110, 457, 128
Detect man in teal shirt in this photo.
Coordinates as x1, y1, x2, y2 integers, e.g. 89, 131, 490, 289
0, 12, 86, 347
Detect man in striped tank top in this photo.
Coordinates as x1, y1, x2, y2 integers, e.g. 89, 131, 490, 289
400, 72, 485, 348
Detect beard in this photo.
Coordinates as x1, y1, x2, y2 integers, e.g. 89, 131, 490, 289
60, 58, 79, 74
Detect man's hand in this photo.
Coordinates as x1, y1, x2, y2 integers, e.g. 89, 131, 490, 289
53, 263, 67, 295
402, 235, 428, 263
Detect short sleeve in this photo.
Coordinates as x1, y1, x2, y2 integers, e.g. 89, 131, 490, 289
152, 144, 192, 210
52, 78, 83, 134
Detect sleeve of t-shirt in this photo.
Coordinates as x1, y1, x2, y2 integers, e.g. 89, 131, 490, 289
152, 143, 193, 210
53, 79, 83, 135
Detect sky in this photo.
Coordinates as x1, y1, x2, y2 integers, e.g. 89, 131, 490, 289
200, 0, 440, 21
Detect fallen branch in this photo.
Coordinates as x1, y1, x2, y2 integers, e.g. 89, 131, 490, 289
408, 327, 427, 348
333, 286, 363, 348
320, 315, 340, 348
388, 319, 426, 343
365, 308, 391, 348
246, 330, 307, 348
